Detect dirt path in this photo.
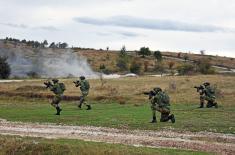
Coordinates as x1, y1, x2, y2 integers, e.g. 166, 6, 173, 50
0, 119, 234, 155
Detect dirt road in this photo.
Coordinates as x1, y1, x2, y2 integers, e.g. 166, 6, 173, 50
0, 119, 234, 155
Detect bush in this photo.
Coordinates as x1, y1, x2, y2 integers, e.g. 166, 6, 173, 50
153, 50, 162, 62
177, 63, 195, 75
116, 58, 129, 71
154, 62, 165, 74
138, 47, 151, 58
196, 58, 215, 74
0, 56, 11, 79
130, 60, 142, 74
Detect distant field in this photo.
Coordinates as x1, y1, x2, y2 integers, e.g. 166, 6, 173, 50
0, 75, 234, 105
163, 51, 235, 69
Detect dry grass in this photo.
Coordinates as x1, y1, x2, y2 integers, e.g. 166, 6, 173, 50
163, 51, 235, 69
0, 75, 234, 106
76, 50, 183, 73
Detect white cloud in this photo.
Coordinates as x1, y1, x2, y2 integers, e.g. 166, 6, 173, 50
0, 0, 235, 57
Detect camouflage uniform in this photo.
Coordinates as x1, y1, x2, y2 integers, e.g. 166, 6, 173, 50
78, 76, 91, 110
48, 79, 65, 115
150, 88, 175, 123
200, 83, 218, 108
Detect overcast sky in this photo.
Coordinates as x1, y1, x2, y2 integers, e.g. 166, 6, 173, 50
0, 0, 235, 57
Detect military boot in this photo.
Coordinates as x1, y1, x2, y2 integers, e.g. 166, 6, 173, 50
214, 102, 218, 108
199, 102, 204, 108
56, 107, 62, 115
169, 114, 175, 123
86, 105, 91, 110
78, 104, 82, 109
150, 116, 157, 123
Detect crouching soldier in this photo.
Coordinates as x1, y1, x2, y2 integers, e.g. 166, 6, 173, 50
200, 82, 218, 108
44, 79, 66, 115
150, 87, 175, 123
74, 76, 91, 110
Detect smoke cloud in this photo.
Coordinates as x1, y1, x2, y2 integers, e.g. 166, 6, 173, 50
0, 45, 97, 78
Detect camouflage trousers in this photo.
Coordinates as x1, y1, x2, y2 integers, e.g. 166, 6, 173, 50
151, 104, 171, 122
79, 91, 90, 107
51, 94, 62, 108
200, 95, 217, 108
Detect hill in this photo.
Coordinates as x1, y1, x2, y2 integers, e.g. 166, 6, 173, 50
1, 39, 235, 78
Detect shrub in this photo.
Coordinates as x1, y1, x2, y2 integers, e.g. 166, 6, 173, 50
196, 58, 215, 74
177, 63, 195, 75
130, 60, 142, 74
154, 62, 165, 74
0, 56, 11, 79
153, 50, 162, 62
138, 47, 151, 58
116, 58, 128, 71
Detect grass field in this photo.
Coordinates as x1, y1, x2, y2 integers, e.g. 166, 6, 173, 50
0, 135, 212, 155
0, 74, 235, 154
0, 96, 234, 133
0, 75, 234, 133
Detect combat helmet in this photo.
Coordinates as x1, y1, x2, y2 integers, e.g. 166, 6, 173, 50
153, 87, 162, 93
79, 76, 85, 80
203, 82, 210, 86
52, 79, 59, 83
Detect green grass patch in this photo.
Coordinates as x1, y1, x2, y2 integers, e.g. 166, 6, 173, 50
0, 96, 234, 133
0, 135, 212, 155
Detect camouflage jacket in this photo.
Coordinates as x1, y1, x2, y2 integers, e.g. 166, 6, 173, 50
151, 91, 170, 107
80, 80, 90, 92
204, 86, 215, 98
49, 83, 64, 95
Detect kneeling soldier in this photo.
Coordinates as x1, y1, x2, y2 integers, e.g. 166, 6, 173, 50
201, 82, 218, 108
150, 87, 175, 123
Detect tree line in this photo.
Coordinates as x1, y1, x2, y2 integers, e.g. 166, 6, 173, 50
3, 37, 68, 49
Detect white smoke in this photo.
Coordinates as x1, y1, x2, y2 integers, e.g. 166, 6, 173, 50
0, 45, 98, 78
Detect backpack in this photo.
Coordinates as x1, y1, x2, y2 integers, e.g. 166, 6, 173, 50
162, 92, 170, 105
84, 81, 90, 90
59, 83, 66, 92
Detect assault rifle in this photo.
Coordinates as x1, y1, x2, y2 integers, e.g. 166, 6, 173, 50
44, 81, 53, 88
73, 80, 81, 87
143, 90, 156, 99
194, 85, 204, 92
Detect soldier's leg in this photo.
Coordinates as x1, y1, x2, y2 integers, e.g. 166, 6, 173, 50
159, 108, 169, 122
213, 101, 218, 108
55, 103, 62, 115
206, 97, 215, 108
207, 98, 218, 108
160, 112, 170, 122
53, 96, 62, 115
199, 95, 205, 108
51, 96, 57, 108
150, 105, 157, 123
83, 94, 91, 110
78, 96, 84, 108
159, 108, 175, 123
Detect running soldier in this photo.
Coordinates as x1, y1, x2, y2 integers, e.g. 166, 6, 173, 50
73, 76, 91, 110
44, 79, 66, 115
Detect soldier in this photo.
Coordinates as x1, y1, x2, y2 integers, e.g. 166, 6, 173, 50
200, 82, 218, 108
74, 76, 91, 110
44, 79, 65, 115
149, 87, 175, 123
